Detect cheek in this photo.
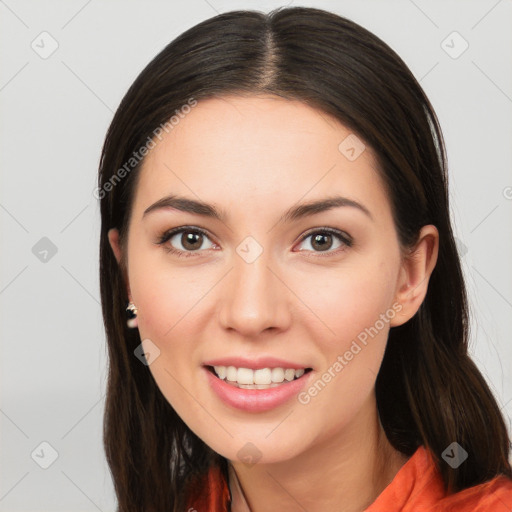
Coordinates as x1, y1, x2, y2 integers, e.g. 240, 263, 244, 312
292, 255, 398, 347
128, 263, 212, 427
127, 253, 224, 408
291, 259, 398, 417
128, 242, 214, 342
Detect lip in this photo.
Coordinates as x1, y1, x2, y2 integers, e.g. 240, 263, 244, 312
203, 356, 310, 370
203, 365, 313, 413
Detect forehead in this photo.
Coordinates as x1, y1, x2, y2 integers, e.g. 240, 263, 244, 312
132, 94, 390, 222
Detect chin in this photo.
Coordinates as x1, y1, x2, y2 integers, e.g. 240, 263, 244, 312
202, 428, 310, 467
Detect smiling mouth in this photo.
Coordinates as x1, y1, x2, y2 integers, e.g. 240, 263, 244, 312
206, 365, 313, 389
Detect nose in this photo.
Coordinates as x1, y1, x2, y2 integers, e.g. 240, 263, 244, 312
217, 248, 291, 338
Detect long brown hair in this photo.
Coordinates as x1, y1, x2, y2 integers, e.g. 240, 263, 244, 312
97, 7, 512, 511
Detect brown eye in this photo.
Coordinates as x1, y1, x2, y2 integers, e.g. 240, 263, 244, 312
157, 227, 215, 256
296, 229, 352, 255
180, 231, 204, 251
310, 233, 334, 251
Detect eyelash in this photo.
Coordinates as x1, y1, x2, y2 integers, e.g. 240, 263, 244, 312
155, 226, 353, 259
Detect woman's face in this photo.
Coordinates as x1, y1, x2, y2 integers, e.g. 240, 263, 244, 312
112, 94, 412, 464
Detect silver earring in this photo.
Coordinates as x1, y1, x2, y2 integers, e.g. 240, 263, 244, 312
126, 302, 138, 328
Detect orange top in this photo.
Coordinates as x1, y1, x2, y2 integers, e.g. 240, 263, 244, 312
185, 445, 512, 511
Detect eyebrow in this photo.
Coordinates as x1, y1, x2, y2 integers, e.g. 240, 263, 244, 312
142, 194, 373, 223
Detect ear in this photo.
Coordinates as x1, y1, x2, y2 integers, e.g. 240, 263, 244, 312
390, 225, 439, 327
108, 228, 131, 299
108, 228, 123, 264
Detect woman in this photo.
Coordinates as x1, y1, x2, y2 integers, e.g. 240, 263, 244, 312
97, 6, 512, 511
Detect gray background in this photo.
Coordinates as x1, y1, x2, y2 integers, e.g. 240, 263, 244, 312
1, 0, 511, 510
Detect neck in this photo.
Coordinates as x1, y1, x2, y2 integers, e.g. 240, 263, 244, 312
229, 391, 409, 512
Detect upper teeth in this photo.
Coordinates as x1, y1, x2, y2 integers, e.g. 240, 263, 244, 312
213, 366, 305, 385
